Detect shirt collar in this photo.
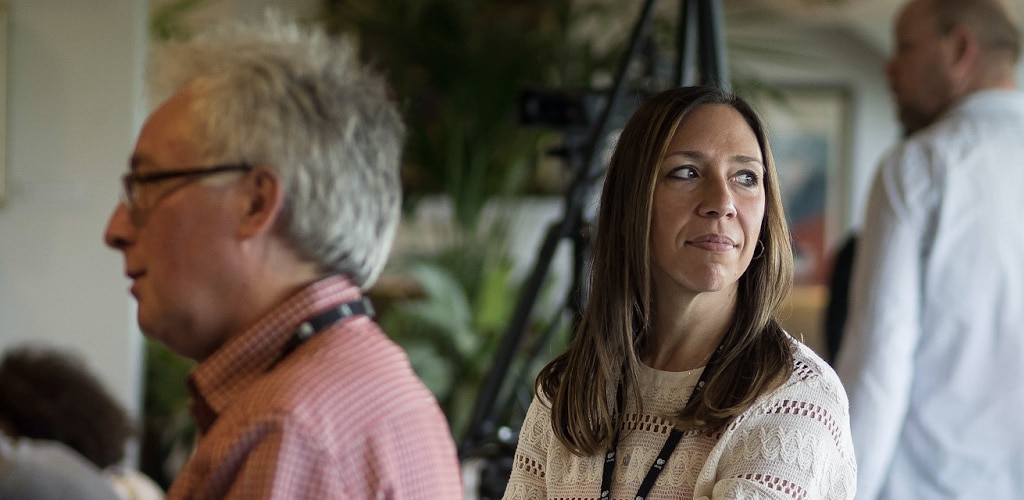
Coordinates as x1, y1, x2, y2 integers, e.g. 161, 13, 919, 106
186, 275, 363, 433
946, 89, 1024, 119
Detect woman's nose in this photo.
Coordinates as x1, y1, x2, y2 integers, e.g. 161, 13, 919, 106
697, 177, 736, 218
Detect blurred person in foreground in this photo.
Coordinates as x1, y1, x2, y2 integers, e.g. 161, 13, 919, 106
835, 0, 1024, 498
503, 85, 856, 499
0, 346, 156, 499
0, 432, 120, 500
103, 15, 462, 498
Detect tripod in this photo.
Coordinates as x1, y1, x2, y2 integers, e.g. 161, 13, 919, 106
459, 0, 730, 493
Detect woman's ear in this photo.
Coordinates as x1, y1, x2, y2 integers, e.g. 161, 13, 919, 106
237, 167, 284, 239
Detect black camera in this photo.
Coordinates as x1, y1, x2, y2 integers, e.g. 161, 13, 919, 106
519, 87, 607, 130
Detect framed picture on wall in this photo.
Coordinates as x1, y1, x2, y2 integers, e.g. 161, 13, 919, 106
755, 85, 852, 287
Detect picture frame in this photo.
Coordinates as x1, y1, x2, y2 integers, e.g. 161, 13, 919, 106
755, 84, 853, 286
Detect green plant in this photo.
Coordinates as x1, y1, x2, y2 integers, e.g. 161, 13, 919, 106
150, 0, 219, 41
378, 230, 571, 440
139, 339, 195, 489
378, 249, 514, 439
323, 0, 608, 228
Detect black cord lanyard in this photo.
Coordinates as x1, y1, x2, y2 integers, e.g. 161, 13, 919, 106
274, 297, 374, 365
599, 346, 720, 500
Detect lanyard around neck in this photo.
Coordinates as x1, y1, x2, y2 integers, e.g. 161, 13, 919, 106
274, 297, 374, 365
599, 346, 720, 499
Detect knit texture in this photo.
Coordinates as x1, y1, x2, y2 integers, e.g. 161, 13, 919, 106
504, 341, 855, 499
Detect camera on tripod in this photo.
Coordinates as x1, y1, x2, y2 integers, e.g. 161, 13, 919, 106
519, 87, 607, 131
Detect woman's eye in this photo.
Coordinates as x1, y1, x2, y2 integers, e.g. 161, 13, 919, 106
735, 170, 759, 187
669, 166, 698, 179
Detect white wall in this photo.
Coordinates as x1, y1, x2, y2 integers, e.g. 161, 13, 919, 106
728, 21, 902, 250
0, 1, 148, 414
0, 0, 324, 419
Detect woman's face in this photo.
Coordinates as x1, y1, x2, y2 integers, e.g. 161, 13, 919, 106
649, 104, 766, 304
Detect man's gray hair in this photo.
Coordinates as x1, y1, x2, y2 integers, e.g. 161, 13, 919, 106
149, 13, 404, 289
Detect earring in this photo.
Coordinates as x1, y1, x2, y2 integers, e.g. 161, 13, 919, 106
753, 240, 765, 260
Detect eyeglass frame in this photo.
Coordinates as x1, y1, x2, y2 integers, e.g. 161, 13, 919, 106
120, 163, 253, 227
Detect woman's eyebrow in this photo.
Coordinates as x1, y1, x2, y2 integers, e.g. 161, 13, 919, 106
663, 150, 763, 166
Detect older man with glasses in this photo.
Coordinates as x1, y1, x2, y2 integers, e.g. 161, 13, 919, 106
103, 16, 462, 499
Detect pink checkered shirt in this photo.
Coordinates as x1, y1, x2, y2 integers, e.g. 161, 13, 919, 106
168, 276, 463, 499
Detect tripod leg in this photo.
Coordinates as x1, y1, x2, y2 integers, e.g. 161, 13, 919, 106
698, 0, 730, 89
675, 0, 699, 86
676, 0, 730, 90
459, 218, 572, 457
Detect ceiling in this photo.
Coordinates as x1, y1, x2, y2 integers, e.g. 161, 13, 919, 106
727, 0, 1024, 56
725, 0, 899, 56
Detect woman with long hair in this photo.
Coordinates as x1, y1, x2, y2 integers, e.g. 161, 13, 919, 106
503, 86, 856, 499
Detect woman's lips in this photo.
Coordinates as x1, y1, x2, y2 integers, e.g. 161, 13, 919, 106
687, 234, 737, 252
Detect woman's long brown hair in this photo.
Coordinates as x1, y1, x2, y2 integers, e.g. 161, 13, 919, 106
536, 85, 795, 456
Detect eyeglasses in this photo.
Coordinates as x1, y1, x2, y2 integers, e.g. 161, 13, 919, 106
120, 163, 252, 226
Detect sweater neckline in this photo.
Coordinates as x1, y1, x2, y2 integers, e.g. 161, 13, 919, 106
638, 361, 704, 390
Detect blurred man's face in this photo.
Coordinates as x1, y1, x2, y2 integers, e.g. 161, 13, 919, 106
885, 0, 958, 135
104, 89, 249, 361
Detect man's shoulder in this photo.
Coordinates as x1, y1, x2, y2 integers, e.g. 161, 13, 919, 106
908, 90, 1024, 149
237, 319, 441, 430
883, 91, 1024, 186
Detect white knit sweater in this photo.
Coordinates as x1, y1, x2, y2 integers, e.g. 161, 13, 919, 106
503, 341, 856, 499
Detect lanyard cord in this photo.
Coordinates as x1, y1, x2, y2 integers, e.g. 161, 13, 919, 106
273, 297, 374, 367
599, 345, 721, 500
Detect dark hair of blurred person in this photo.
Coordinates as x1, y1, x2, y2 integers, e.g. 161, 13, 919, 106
0, 346, 134, 469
